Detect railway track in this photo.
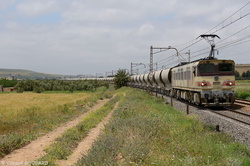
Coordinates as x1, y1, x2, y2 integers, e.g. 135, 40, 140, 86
211, 108, 250, 126
234, 99, 250, 106
187, 99, 250, 126
154, 91, 250, 126
213, 99, 250, 126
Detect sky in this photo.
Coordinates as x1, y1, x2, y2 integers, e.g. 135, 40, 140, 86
0, 0, 250, 76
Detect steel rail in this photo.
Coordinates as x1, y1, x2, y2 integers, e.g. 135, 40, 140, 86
212, 110, 250, 126
235, 99, 250, 106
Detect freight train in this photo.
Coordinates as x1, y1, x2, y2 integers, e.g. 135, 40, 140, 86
129, 58, 235, 107
89, 57, 236, 107
90, 35, 236, 107
129, 34, 235, 107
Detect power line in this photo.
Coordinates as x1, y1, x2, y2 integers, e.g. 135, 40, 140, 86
188, 24, 250, 60
218, 34, 250, 47
224, 50, 250, 58
174, 2, 250, 53
206, 2, 250, 34
216, 24, 250, 44
143, 2, 250, 73
217, 35, 250, 50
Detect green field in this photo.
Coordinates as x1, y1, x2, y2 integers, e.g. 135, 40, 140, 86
1, 86, 249, 165
77, 87, 250, 165
235, 80, 250, 99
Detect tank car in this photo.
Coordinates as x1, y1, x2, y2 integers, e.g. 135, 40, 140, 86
151, 68, 172, 95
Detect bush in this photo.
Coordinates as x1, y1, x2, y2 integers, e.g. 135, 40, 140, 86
0, 78, 18, 87
16, 87, 24, 93
237, 92, 250, 99
14, 80, 109, 92
33, 86, 45, 93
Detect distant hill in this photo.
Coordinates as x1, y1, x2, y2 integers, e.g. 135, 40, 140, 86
0, 68, 63, 80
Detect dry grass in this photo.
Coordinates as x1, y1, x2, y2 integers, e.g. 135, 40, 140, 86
0, 86, 114, 158
0, 93, 89, 134
0, 92, 88, 111
0, 92, 96, 157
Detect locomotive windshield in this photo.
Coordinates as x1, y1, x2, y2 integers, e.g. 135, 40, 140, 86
198, 62, 234, 76
198, 63, 215, 73
218, 63, 233, 72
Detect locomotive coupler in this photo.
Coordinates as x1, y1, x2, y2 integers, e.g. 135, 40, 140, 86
204, 93, 209, 104
214, 94, 219, 105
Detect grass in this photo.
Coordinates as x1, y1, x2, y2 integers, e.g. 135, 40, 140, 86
36, 93, 122, 165
235, 80, 250, 99
76, 87, 250, 165
0, 87, 113, 158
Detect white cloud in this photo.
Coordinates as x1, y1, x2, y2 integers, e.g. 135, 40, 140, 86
60, 0, 176, 23
4, 21, 20, 30
0, 0, 16, 9
16, 0, 59, 17
137, 24, 155, 37
0, 0, 249, 74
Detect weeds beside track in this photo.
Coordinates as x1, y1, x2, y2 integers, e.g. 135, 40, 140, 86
77, 87, 250, 166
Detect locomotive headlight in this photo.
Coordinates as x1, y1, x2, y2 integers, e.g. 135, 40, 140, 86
222, 81, 235, 86
226, 81, 234, 86
201, 82, 208, 86
198, 81, 210, 87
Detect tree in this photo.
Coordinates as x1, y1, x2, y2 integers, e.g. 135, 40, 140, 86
242, 71, 246, 78
246, 70, 250, 78
234, 70, 240, 78
114, 69, 130, 89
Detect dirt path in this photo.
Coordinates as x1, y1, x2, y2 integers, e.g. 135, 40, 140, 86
0, 99, 109, 166
56, 101, 119, 166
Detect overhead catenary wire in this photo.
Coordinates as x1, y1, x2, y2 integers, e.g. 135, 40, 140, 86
224, 50, 250, 58
188, 36, 250, 61
186, 3, 250, 59
186, 24, 250, 60
156, 2, 250, 67
174, 2, 250, 50
217, 35, 250, 50
216, 24, 250, 45
205, 2, 250, 34
136, 2, 250, 74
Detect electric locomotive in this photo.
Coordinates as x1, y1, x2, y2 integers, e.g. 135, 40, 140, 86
171, 34, 235, 106
171, 58, 235, 106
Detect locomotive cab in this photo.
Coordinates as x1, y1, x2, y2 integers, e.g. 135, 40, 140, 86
195, 60, 235, 106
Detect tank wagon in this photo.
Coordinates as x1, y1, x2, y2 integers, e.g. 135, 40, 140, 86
129, 58, 235, 107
